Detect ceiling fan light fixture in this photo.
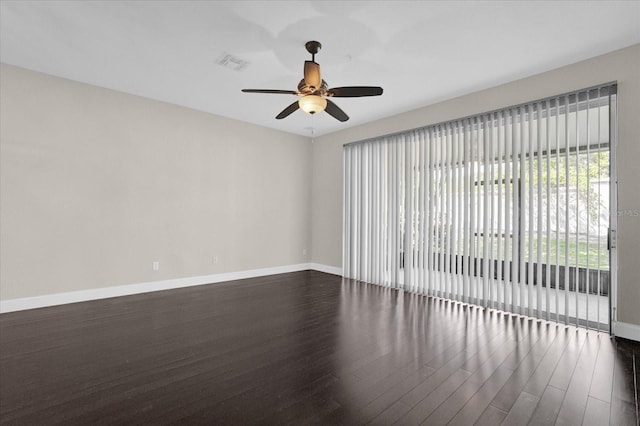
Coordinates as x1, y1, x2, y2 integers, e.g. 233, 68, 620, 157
298, 95, 327, 115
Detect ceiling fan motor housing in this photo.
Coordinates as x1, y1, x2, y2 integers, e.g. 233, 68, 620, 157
298, 79, 328, 95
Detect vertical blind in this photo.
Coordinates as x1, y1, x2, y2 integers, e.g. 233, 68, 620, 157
343, 84, 616, 330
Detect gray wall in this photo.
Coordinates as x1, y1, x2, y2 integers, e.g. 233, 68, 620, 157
0, 64, 312, 300
311, 44, 640, 327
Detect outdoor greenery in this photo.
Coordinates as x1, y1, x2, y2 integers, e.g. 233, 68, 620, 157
429, 229, 608, 272
523, 150, 609, 222
527, 237, 609, 269
467, 236, 608, 270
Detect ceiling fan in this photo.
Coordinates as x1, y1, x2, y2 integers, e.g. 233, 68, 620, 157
241, 41, 383, 122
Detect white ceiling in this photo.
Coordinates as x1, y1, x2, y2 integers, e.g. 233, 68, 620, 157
1, 1, 639, 137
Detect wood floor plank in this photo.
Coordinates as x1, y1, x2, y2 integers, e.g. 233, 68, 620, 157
364, 352, 471, 424
1, 270, 638, 425
582, 396, 611, 426
527, 384, 565, 425
610, 338, 638, 426
488, 322, 559, 413
522, 326, 572, 397
422, 337, 519, 424
547, 328, 588, 390
446, 366, 514, 426
475, 404, 508, 426
393, 368, 471, 425
362, 316, 511, 423
368, 399, 412, 426
500, 391, 540, 426
357, 363, 437, 422
588, 335, 616, 403
555, 332, 601, 425
636, 345, 640, 420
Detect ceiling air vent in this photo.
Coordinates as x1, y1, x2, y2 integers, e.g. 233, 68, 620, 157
215, 52, 249, 71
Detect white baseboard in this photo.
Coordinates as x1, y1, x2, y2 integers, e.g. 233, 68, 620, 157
308, 263, 342, 276
612, 321, 640, 342
0, 263, 343, 314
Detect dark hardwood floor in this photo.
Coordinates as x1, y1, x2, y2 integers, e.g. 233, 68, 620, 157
1, 270, 638, 425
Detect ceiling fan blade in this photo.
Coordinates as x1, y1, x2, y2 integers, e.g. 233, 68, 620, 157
325, 99, 349, 122
242, 89, 298, 95
276, 101, 300, 119
304, 61, 321, 90
327, 86, 383, 97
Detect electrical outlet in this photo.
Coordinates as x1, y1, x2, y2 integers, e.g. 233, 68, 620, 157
302, 248, 307, 257
152, 261, 160, 271
212, 256, 219, 265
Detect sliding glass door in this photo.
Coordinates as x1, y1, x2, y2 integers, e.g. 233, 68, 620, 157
343, 84, 616, 330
